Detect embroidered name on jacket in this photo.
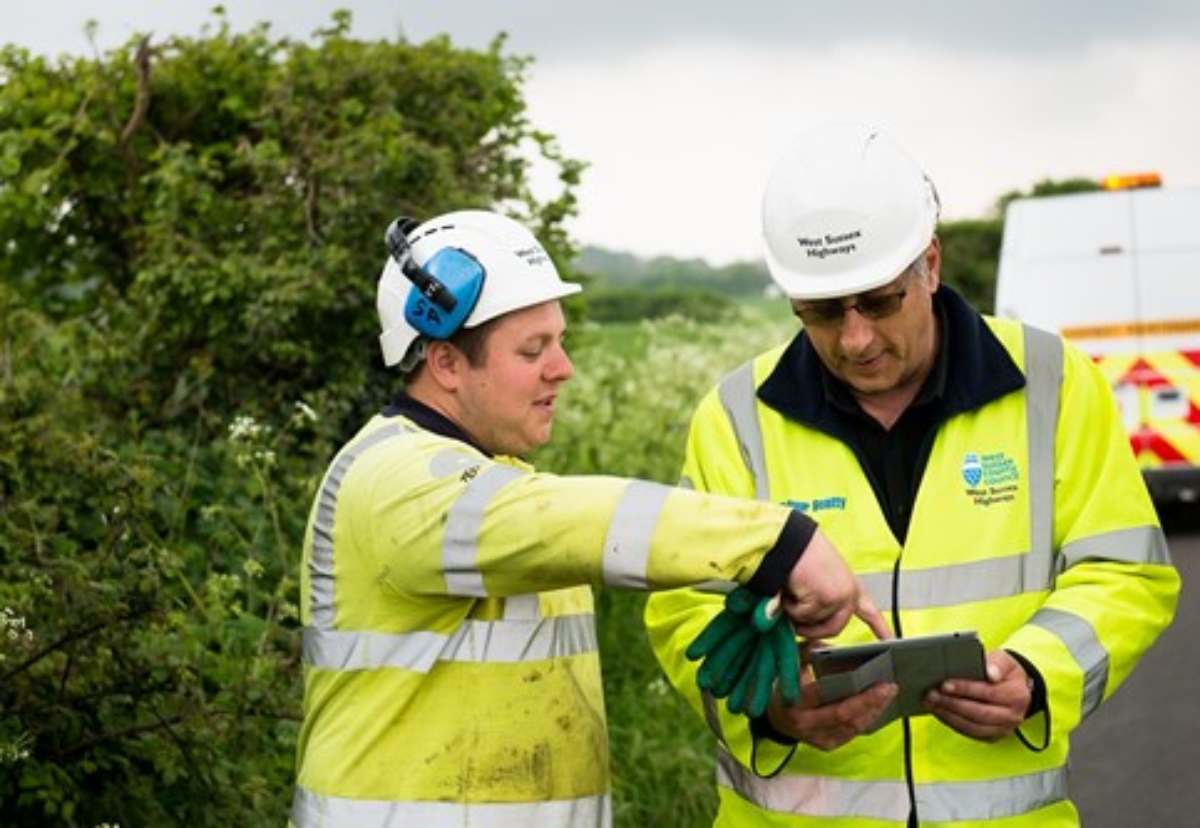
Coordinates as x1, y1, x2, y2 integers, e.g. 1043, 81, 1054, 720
961, 451, 1022, 506
785, 497, 847, 514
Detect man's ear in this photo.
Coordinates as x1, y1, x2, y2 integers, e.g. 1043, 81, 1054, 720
423, 340, 463, 391
926, 236, 943, 291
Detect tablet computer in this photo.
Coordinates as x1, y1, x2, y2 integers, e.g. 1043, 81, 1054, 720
809, 631, 986, 731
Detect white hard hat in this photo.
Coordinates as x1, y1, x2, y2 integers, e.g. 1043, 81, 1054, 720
377, 210, 582, 368
761, 122, 940, 300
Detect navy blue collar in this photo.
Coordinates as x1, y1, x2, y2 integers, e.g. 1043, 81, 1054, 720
758, 285, 1026, 429
383, 392, 491, 457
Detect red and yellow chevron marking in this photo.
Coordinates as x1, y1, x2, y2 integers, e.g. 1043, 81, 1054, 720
1092, 348, 1200, 469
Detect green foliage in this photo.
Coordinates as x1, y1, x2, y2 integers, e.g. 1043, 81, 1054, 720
0, 11, 581, 441
991, 176, 1101, 217
938, 218, 1004, 313
597, 590, 720, 826
535, 307, 794, 483
584, 285, 736, 323
580, 246, 771, 298
0, 10, 579, 825
0, 285, 308, 823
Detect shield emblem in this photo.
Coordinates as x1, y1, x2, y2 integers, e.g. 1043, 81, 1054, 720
961, 453, 983, 487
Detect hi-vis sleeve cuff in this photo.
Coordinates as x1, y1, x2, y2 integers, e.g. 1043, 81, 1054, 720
745, 510, 816, 597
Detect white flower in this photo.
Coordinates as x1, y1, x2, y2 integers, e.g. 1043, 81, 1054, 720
228, 415, 263, 442
294, 400, 318, 423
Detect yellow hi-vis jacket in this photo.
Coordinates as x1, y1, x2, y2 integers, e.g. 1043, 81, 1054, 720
290, 406, 809, 828
646, 308, 1180, 827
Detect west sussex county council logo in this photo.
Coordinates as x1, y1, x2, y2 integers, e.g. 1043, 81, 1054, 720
960, 450, 1022, 507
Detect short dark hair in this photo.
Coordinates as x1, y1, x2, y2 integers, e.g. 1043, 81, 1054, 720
399, 319, 496, 383
448, 321, 493, 367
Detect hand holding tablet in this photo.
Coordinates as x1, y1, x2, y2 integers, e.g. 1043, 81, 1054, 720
809, 631, 987, 732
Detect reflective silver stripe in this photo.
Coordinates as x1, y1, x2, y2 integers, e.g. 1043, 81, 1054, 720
602, 480, 670, 588
1022, 325, 1062, 571
439, 612, 597, 664
1024, 322, 1162, 719
443, 464, 526, 597
292, 784, 611, 828
718, 750, 906, 820
858, 572, 898, 611
859, 548, 1054, 614
718, 361, 771, 500
717, 749, 1067, 821
428, 447, 481, 478
303, 613, 598, 672
916, 769, 1068, 822
1029, 606, 1108, 716
304, 627, 446, 672
1061, 524, 1172, 567
310, 424, 407, 630
701, 691, 728, 746
503, 593, 541, 620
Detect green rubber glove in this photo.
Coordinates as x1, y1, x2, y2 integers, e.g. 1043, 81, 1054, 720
695, 619, 759, 697
688, 587, 760, 697
726, 619, 801, 718
771, 617, 802, 707
686, 586, 801, 717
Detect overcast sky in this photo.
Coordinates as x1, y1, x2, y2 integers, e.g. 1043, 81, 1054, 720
8, 1, 1200, 264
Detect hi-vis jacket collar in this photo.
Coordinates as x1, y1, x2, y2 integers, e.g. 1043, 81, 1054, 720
383, 392, 492, 458
758, 285, 1027, 431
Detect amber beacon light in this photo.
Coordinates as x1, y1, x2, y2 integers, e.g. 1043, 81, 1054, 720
1101, 171, 1163, 190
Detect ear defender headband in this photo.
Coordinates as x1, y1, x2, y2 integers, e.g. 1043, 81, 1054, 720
384, 216, 486, 340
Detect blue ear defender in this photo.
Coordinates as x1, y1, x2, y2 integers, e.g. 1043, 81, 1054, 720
401, 247, 485, 339
384, 217, 486, 340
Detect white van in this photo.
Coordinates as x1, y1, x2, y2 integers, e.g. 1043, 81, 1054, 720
994, 175, 1200, 504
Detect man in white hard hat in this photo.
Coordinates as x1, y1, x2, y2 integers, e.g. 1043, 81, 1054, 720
646, 123, 1180, 827
289, 208, 889, 828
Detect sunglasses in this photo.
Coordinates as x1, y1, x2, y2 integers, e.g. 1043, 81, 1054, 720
792, 269, 917, 327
